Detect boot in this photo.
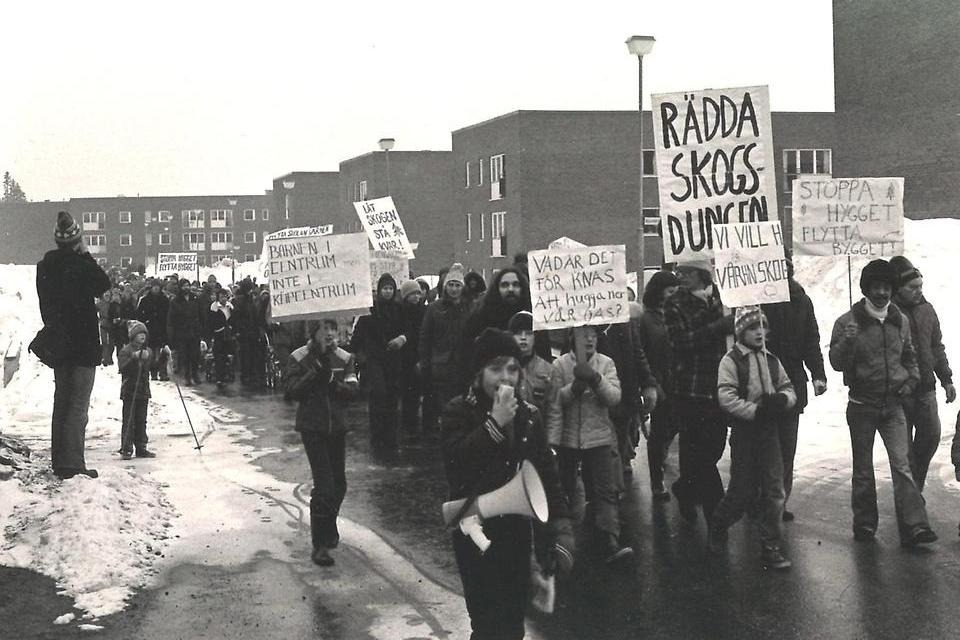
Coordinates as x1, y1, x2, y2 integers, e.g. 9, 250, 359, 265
762, 545, 792, 570
311, 546, 334, 566
602, 534, 633, 565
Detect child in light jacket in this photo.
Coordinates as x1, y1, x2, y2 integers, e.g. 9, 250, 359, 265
710, 306, 796, 570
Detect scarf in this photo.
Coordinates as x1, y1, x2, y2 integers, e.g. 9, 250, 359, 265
864, 299, 890, 323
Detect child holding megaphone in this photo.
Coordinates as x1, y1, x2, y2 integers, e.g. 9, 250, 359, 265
441, 328, 574, 639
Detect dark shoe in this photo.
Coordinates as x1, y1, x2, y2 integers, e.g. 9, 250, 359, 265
762, 546, 792, 570
150, 372, 158, 381
55, 468, 99, 480
707, 526, 728, 555
136, 449, 157, 458
651, 482, 670, 502
782, 510, 795, 522
601, 534, 634, 564
902, 527, 938, 547
672, 481, 697, 523
853, 527, 876, 542
311, 546, 334, 566
121, 451, 133, 460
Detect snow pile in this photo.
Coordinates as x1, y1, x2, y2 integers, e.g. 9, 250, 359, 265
2, 466, 175, 617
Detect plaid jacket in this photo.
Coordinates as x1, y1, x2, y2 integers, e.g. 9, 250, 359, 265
664, 286, 731, 401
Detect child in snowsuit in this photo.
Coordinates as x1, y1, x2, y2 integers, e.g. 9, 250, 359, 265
118, 321, 157, 460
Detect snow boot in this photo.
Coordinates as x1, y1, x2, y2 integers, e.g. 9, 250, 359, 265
311, 546, 334, 566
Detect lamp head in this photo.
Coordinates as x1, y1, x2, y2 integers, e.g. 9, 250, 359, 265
626, 35, 656, 57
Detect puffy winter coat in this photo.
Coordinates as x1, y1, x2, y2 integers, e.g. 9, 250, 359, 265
897, 295, 953, 393
717, 343, 795, 425
546, 352, 621, 450
36, 247, 112, 367
284, 343, 357, 435
763, 279, 826, 412
829, 300, 919, 407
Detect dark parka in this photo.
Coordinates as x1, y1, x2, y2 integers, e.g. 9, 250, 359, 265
350, 274, 405, 366
598, 321, 657, 410
763, 278, 826, 412
167, 293, 201, 345
284, 342, 356, 435
137, 291, 170, 347
897, 295, 953, 393
36, 248, 112, 367
418, 292, 470, 377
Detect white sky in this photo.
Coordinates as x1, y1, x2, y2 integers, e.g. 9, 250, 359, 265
0, 0, 834, 201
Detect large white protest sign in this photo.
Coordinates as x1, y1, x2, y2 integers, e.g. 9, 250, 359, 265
264, 225, 333, 241
156, 253, 197, 276
652, 85, 778, 262
527, 245, 629, 330
791, 176, 904, 257
712, 221, 790, 307
369, 250, 409, 291
262, 231, 372, 321
353, 196, 415, 259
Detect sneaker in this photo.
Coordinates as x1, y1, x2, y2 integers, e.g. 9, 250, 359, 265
603, 535, 634, 564
121, 451, 133, 460
853, 526, 876, 542
762, 546, 792, 570
136, 449, 157, 459
782, 510, 795, 522
311, 546, 334, 566
707, 526, 728, 555
902, 527, 938, 547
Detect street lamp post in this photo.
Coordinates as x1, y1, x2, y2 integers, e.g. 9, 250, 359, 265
379, 138, 395, 196
231, 244, 241, 284
626, 35, 655, 298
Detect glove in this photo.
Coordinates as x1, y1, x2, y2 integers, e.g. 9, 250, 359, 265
573, 362, 601, 388
640, 386, 658, 416
767, 392, 789, 415
753, 395, 773, 425
570, 379, 588, 397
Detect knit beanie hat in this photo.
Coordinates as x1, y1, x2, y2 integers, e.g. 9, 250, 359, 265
127, 320, 149, 341
54, 211, 82, 245
734, 305, 766, 339
446, 262, 466, 285
471, 328, 521, 374
888, 255, 921, 287
860, 259, 897, 296
399, 279, 421, 301
507, 310, 534, 334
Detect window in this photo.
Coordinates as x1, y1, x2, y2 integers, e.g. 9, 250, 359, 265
284, 194, 291, 220
120, 257, 132, 268
244, 231, 256, 243
119, 211, 131, 223
261, 209, 269, 220
244, 254, 256, 262
182, 232, 205, 250
145, 233, 153, 246
158, 210, 172, 222
465, 161, 472, 187
82, 212, 105, 230
478, 158, 484, 186
491, 212, 506, 257
466, 213, 472, 242
196, 255, 207, 267
182, 210, 204, 228
210, 231, 233, 250
86, 234, 106, 246
490, 154, 505, 200
210, 254, 228, 264
783, 148, 831, 192
243, 208, 255, 221
642, 150, 656, 176
144, 211, 152, 224
643, 208, 661, 237
120, 234, 132, 246
359, 180, 368, 201
783, 205, 792, 222
479, 213, 485, 240
159, 232, 171, 245
210, 209, 233, 227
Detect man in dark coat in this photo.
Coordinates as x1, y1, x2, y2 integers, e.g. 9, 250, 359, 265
398, 280, 426, 442
762, 256, 827, 520
137, 282, 171, 380
36, 211, 111, 480
232, 279, 260, 385
167, 278, 202, 385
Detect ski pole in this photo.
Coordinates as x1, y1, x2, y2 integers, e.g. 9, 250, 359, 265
170, 349, 203, 452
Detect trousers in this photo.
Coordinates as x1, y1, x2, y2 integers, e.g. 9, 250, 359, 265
52, 365, 96, 472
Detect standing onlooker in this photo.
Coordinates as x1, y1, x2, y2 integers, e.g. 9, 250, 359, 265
636, 270, 680, 500
232, 279, 259, 385
419, 264, 471, 440
399, 280, 426, 443
762, 254, 827, 520
508, 311, 554, 415
118, 321, 157, 460
97, 291, 114, 366
463, 271, 487, 309
36, 211, 111, 479
209, 288, 235, 387
709, 306, 795, 569
829, 259, 936, 546
167, 278, 202, 386
137, 282, 171, 381
664, 259, 734, 526
889, 256, 955, 491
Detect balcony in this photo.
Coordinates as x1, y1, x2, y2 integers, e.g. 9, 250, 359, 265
184, 243, 206, 251
490, 178, 505, 201
87, 245, 106, 254
83, 221, 104, 231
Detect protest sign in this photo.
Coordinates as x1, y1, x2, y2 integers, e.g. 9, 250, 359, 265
548, 236, 586, 250
156, 253, 197, 277
369, 250, 409, 291
712, 221, 790, 307
651, 85, 778, 262
527, 244, 629, 330
791, 176, 904, 257
262, 231, 372, 321
264, 225, 333, 241
353, 196, 415, 259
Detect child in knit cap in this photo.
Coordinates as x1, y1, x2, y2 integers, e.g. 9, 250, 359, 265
118, 320, 156, 460
708, 305, 795, 570
508, 311, 555, 415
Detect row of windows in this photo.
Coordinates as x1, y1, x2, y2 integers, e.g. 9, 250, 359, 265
464, 212, 507, 257
465, 154, 507, 200
95, 254, 259, 269
81, 209, 271, 228
83, 231, 258, 247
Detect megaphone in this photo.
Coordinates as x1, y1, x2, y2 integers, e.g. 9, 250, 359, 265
441, 460, 549, 553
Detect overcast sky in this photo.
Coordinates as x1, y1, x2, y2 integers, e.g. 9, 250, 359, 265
1, 0, 833, 201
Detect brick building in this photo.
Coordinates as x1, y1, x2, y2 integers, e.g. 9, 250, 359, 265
271, 172, 341, 229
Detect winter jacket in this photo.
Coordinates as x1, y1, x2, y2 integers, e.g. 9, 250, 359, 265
635, 305, 672, 396
418, 295, 470, 377
284, 343, 357, 435
664, 285, 731, 401
167, 294, 201, 345
137, 292, 170, 347
209, 301, 234, 339
763, 279, 826, 412
401, 301, 425, 371
118, 343, 152, 400
897, 295, 953, 393
351, 299, 405, 365
598, 321, 657, 409
36, 247, 112, 367
717, 343, 795, 424
519, 354, 555, 415
546, 352, 621, 450
829, 300, 920, 408
107, 301, 126, 344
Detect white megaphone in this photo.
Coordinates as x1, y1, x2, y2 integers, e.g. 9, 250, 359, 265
441, 460, 549, 553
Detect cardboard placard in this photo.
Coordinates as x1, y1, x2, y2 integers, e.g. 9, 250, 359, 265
651, 85, 778, 262
712, 221, 790, 307
528, 244, 629, 330
353, 196, 415, 258
791, 176, 904, 257
369, 250, 409, 291
156, 253, 197, 276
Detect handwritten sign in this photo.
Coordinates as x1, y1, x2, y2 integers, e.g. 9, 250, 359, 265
353, 196, 415, 259
527, 245, 629, 330
157, 253, 197, 276
652, 85, 778, 262
264, 225, 333, 241
261, 231, 372, 321
791, 176, 904, 257
369, 250, 409, 291
712, 221, 790, 307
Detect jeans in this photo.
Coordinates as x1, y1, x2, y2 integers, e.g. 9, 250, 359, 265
712, 421, 785, 547
847, 401, 930, 540
121, 396, 149, 454
777, 411, 801, 505
673, 398, 728, 523
647, 398, 679, 490
51, 366, 96, 472
903, 390, 941, 491
301, 430, 346, 548
558, 445, 621, 537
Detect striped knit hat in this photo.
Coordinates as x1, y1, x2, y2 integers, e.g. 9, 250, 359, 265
734, 305, 767, 339
54, 211, 82, 245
